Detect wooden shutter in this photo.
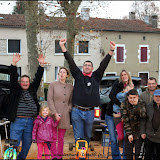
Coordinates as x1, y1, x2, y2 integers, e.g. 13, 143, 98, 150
117, 47, 124, 62
141, 47, 147, 62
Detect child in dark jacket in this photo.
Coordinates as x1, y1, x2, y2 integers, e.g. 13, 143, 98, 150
32, 105, 60, 159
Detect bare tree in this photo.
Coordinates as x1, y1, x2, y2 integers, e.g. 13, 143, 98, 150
131, 0, 159, 21
59, 1, 82, 72
25, 1, 39, 80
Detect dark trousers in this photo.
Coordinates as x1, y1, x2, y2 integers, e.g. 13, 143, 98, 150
125, 135, 143, 160
144, 138, 160, 160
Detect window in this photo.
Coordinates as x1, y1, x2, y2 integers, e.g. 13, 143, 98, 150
138, 45, 150, 63
77, 41, 89, 54
8, 40, 20, 53
0, 73, 10, 81
55, 40, 62, 54
138, 72, 149, 86
114, 44, 126, 63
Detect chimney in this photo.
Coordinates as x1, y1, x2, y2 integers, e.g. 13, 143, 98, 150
151, 15, 158, 28
144, 15, 150, 25
129, 12, 135, 20
80, 8, 90, 21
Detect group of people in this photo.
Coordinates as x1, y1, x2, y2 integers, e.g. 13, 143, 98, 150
5, 38, 160, 160
6, 38, 115, 160
106, 71, 160, 160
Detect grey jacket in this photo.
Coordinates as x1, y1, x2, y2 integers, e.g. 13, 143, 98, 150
140, 88, 153, 105
141, 102, 160, 143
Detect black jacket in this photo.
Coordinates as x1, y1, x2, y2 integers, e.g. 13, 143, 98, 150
106, 79, 123, 116
7, 64, 44, 122
64, 51, 111, 107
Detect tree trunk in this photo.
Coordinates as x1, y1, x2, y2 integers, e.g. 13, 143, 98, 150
25, 1, 44, 98
60, 1, 82, 83
25, 1, 38, 81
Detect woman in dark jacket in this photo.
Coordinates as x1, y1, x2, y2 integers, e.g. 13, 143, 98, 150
105, 69, 133, 160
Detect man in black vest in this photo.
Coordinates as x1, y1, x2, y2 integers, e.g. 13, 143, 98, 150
59, 39, 115, 144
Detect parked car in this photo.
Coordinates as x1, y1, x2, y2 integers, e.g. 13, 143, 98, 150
0, 65, 10, 119
0, 65, 10, 138
92, 76, 142, 133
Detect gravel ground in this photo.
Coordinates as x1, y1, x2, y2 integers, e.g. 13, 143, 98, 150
0, 125, 115, 159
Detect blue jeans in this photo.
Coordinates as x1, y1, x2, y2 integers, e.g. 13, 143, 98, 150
10, 117, 34, 160
105, 114, 121, 160
71, 107, 94, 144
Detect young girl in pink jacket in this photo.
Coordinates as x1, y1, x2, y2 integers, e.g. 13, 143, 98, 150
32, 105, 60, 159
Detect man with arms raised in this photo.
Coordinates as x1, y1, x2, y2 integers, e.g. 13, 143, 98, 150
8, 53, 45, 160
59, 39, 115, 144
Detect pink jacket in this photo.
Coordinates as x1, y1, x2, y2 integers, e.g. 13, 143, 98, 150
32, 115, 59, 143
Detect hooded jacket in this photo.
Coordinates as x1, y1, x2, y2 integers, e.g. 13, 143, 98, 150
121, 98, 146, 140
32, 115, 59, 143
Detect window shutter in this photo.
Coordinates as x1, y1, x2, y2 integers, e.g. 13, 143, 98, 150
117, 47, 124, 62
141, 47, 147, 62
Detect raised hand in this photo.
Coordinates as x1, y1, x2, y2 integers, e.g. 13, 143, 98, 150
109, 41, 116, 56
110, 41, 116, 51
12, 53, 21, 66
59, 39, 67, 46
59, 39, 67, 52
37, 53, 46, 65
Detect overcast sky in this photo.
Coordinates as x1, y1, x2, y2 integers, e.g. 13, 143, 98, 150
0, 1, 159, 19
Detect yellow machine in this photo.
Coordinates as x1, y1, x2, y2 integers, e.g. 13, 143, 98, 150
75, 139, 89, 160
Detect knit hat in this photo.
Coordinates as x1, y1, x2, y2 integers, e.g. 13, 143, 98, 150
153, 89, 160, 96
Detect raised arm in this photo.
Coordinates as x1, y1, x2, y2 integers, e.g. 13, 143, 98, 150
10, 53, 21, 84
32, 53, 45, 91
59, 39, 78, 77
12, 53, 21, 66
96, 41, 116, 78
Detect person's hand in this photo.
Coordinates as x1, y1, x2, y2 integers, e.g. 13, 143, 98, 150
110, 41, 115, 50
128, 134, 133, 143
37, 53, 46, 65
59, 39, 67, 46
113, 112, 121, 118
12, 53, 21, 66
59, 39, 67, 52
109, 41, 116, 56
55, 113, 61, 121
141, 134, 146, 139
32, 139, 37, 143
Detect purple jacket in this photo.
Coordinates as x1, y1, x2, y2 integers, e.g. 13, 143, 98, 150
32, 115, 59, 143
